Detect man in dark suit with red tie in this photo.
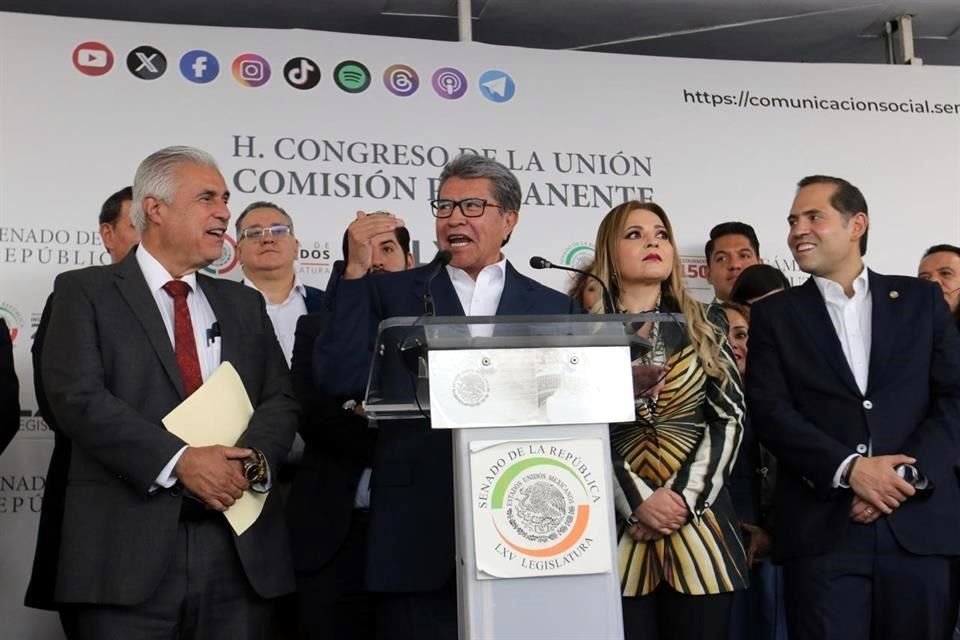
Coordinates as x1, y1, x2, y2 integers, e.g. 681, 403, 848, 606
746, 175, 960, 640
39, 146, 298, 639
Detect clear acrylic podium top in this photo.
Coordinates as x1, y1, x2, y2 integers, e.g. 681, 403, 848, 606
363, 313, 686, 428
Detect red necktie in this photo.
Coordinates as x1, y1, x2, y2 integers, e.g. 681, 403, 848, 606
162, 280, 203, 397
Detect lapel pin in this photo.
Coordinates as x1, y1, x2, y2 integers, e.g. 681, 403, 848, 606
889, 291, 899, 299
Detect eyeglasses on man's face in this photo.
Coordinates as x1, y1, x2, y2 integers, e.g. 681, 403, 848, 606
238, 223, 293, 241
430, 198, 505, 219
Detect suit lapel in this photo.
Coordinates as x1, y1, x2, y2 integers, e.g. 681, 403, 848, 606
413, 267, 464, 317
198, 276, 235, 366
113, 250, 185, 398
794, 277, 861, 396
496, 262, 535, 315
866, 270, 895, 395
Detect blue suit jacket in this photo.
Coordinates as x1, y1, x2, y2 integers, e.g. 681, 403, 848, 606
303, 285, 325, 314
746, 272, 960, 561
315, 260, 578, 592
287, 263, 378, 581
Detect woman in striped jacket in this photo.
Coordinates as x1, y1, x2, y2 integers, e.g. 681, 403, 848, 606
588, 200, 748, 640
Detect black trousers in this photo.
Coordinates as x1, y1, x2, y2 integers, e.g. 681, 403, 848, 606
295, 509, 375, 640
68, 519, 271, 640
622, 584, 734, 640
374, 575, 458, 640
784, 520, 959, 640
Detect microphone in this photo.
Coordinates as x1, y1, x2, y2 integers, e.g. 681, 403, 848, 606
399, 249, 453, 386
529, 256, 615, 313
423, 250, 453, 316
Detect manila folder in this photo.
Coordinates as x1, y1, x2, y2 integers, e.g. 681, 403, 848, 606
162, 361, 266, 536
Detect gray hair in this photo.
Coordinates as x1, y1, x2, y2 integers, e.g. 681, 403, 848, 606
438, 153, 522, 212
131, 146, 219, 233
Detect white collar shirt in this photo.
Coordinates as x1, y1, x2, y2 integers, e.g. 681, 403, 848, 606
243, 276, 307, 367
446, 257, 507, 316
813, 266, 872, 395
136, 246, 220, 380
137, 246, 222, 489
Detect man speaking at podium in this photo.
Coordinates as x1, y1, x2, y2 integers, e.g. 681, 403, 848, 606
315, 153, 578, 639
40, 146, 298, 640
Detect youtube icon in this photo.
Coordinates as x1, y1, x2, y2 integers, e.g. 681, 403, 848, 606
72, 41, 114, 76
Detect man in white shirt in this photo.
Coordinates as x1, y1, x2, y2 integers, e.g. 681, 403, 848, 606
235, 201, 325, 366
40, 146, 298, 640
316, 153, 579, 640
746, 175, 960, 640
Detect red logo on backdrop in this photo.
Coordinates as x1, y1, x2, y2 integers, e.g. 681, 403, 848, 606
680, 256, 712, 293
202, 234, 240, 276
72, 41, 114, 76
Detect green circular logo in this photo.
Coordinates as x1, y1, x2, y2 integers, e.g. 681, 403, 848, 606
562, 242, 595, 270
334, 60, 371, 93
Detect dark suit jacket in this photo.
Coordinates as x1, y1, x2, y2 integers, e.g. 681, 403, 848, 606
0, 318, 18, 456
25, 294, 67, 610
746, 272, 960, 561
39, 248, 299, 605
303, 285, 325, 314
314, 260, 578, 592
288, 261, 376, 576
273, 283, 325, 482
286, 306, 377, 578
727, 415, 761, 526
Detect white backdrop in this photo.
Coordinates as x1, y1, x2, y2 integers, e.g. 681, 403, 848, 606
1, 10, 959, 639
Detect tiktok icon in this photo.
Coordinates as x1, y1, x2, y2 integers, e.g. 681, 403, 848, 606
283, 57, 321, 90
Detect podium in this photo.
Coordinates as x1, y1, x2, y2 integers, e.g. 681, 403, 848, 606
364, 314, 683, 640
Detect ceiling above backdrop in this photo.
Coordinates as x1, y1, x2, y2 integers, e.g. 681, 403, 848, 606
3, 0, 960, 65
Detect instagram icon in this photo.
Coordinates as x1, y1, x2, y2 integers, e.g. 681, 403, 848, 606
232, 53, 271, 87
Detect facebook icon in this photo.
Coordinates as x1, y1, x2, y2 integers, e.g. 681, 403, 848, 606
179, 50, 220, 84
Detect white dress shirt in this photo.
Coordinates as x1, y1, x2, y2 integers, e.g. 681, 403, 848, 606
137, 246, 221, 488
447, 257, 507, 314
813, 267, 873, 487
243, 276, 307, 367
355, 258, 509, 509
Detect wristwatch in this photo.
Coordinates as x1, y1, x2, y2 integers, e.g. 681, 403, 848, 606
242, 449, 268, 485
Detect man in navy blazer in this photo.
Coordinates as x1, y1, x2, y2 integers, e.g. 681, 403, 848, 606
746, 175, 960, 640
315, 154, 578, 639
287, 226, 414, 640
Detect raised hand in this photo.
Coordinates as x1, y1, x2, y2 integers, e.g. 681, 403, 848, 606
343, 211, 405, 279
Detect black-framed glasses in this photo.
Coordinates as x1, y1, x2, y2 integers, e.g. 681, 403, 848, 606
430, 198, 504, 218
238, 223, 293, 241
